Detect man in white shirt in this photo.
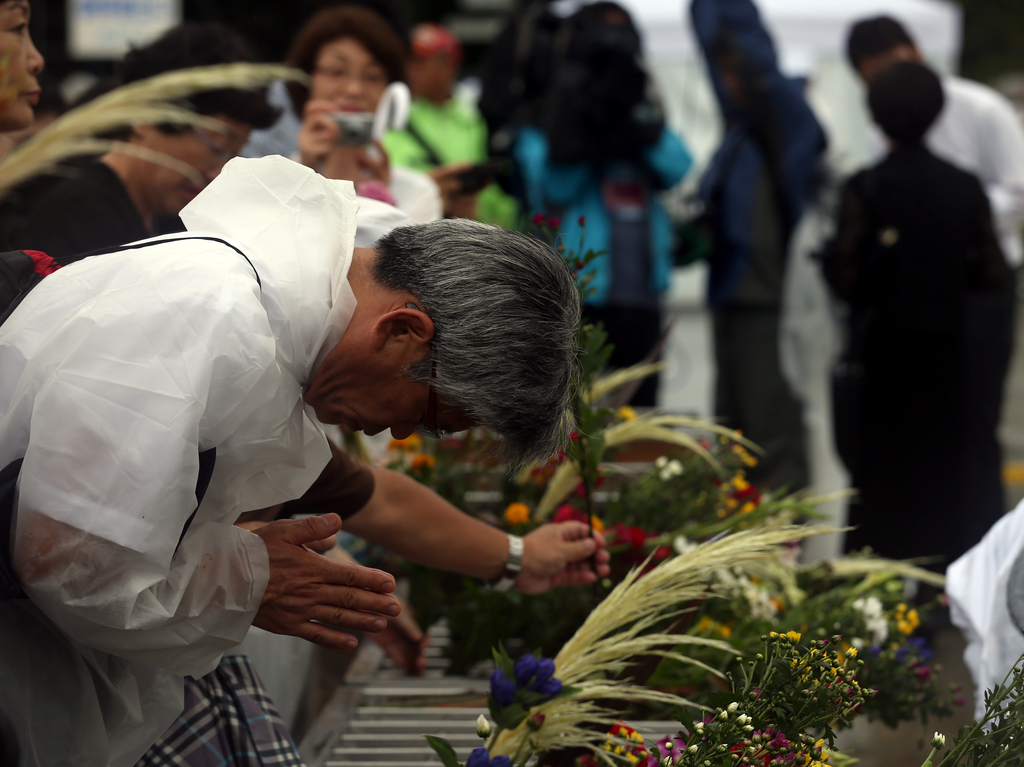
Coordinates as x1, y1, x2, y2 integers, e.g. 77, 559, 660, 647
0, 156, 601, 766
845, 16, 1022, 546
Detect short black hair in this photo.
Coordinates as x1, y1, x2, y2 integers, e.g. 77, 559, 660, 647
846, 16, 916, 71
120, 23, 280, 131
868, 60, 944, 145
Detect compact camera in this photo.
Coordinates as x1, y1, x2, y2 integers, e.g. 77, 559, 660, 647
329, 112, 374, 146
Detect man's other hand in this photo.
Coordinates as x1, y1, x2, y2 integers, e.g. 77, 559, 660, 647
515, 521, 610, 595
251, 513, 400, 652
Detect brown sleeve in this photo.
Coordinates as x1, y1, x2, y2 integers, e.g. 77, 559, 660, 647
275, 439, 376, 521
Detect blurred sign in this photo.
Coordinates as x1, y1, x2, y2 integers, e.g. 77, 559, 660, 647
67, 0, 182, 60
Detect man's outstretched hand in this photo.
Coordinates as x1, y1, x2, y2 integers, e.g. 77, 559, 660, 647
515, 521, 610, 595
251, 513, 401, 652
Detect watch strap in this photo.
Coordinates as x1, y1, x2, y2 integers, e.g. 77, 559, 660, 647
489, 534, 524, 592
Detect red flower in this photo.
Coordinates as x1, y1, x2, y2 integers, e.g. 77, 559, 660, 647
548, 217, 561, 229
653, 545, 671, 560
532, 212, 546, 226
553, 505, 588, 525
578, 215, 586, 226
610, 523, 647, 550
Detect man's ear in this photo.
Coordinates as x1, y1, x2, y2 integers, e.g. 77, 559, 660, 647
370, 306, 435, 353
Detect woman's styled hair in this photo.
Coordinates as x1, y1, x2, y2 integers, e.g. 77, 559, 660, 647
285, 5, 406, 115
372, 219, 582, 469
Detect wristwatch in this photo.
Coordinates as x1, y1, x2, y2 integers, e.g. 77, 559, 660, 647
489, 534, 524, 592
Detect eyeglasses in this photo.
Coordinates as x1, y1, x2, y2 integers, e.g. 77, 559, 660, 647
312, 66, 389, 89
192, 127, 237, 165
405, 302, 443, 439
416, 357, 441, 439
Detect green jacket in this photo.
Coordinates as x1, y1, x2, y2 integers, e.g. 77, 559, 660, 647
384, 97, 519, 229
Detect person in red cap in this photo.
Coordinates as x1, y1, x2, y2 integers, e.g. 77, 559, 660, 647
384, 22, 519, 227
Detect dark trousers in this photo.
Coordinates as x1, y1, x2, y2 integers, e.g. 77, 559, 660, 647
584, 305, 662, 407
713, 306, 808, 491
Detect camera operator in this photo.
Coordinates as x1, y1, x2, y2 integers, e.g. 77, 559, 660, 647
512, 2, 691, 406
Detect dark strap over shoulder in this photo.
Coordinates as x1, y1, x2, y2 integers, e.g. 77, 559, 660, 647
404, 120, 445, 168
0, 459, 24, 600
0, 235, 262, 327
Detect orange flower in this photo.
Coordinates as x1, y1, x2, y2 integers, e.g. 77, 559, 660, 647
503, 502, 531, 525
411, 453, 436, 470
590, 515, 605, 533
389, 434, 422, 452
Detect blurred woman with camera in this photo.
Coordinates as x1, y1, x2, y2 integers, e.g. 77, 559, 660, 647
287, 5, 448, 222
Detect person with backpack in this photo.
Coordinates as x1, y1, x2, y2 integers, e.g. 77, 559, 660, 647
820, 62, 1011, 567
383, 22, 519, 227
0, 156, 605, 766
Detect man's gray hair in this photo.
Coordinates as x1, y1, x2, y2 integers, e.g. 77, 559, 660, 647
373, 219, 581, 468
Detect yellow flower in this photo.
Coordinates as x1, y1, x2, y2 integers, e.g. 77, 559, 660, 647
503, 502, 531, 525
716, 623, 732, 638
740, 501, 757, 514
389, 434, 422, 452
590, 515, 605, 533
786, 630, 802, 642
732, 443, 759, 467
697, 616, 717, 635
616, 405, 638, 422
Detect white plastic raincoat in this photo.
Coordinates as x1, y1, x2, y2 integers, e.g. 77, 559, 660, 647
947, 496, 1024, 721
0, 156, 381, 766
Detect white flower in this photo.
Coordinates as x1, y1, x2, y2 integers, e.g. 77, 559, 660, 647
667, 459, 684, 476
852, 596, 888, 646
727, 702, 738, 713
693, 722, 704, 734
931, 733, 946, 749
659, 468, 674, 481
851, 637, 865, 651
476, 715, 492, 738
655, 456, 669, 469
673, 535, 698, 556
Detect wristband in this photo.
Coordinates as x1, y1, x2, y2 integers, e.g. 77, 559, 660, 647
489, 534, 524, 592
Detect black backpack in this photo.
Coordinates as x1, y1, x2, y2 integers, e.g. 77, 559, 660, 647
0, 236, 261, 600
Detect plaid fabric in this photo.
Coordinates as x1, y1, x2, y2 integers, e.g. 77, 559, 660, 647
136, 655, 305, 767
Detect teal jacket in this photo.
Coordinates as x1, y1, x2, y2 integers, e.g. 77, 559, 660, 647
514, 125, 691, 306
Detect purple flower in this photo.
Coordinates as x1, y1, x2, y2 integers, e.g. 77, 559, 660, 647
468, 748, 491, 767
514, 655, 539, 687
534, 677, 562, 697
491, 757, 511, 767
490, 669, 515, 707
532, 655, 557, 684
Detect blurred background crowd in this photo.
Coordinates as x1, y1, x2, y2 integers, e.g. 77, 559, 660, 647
5, 0, 1024, 572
